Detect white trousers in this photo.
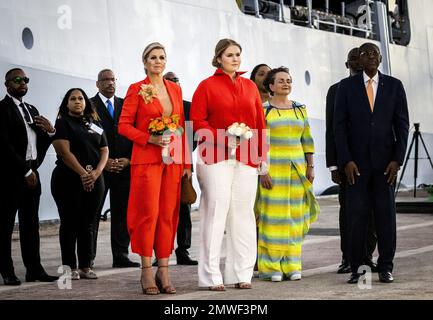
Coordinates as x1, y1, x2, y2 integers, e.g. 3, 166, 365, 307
197, 160, 258, 287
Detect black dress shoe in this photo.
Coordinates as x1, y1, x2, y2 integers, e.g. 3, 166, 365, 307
25, 271, 58, 282
176, 255, 198, 265
337, 262, 351, 274
3, 275, 21, 286
363, 260, 378, 273
379, 271, 394, 283
347, 273, 362, 284
112, 259, 141, 268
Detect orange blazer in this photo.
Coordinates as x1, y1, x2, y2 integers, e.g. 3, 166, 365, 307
118, 77, 190, 168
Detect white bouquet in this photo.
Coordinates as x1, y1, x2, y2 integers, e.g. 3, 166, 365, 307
227, 122, 254, 156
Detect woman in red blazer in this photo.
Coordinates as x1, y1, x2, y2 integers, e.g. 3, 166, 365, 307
118, 42, 191, 295
190, 39, 267, 291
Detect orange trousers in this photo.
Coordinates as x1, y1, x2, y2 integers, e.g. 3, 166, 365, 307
127, 163, 182, 258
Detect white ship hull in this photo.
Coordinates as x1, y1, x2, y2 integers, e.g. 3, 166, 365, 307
1, 0, 432, 220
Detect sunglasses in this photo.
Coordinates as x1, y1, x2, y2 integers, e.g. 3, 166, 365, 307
9, 76, 30, 84
166, 77, 179, 83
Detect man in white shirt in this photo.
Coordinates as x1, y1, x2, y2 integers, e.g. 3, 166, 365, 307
0, 68, 58, 285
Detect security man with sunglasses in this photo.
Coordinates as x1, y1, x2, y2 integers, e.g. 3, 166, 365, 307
0, 68, 58, 285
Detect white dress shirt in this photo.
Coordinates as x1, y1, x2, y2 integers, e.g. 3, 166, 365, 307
98, 92, 115, 114
7, 94, 37, 177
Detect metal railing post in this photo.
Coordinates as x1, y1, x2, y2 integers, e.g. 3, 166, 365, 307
253, 0, 261, 18
374, 1, 392, 75
279, 0, 284, 22
366, 0, 373, 37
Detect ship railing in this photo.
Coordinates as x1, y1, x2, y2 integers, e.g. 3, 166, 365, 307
311, 17, 373, 38
240, 0, 375, 39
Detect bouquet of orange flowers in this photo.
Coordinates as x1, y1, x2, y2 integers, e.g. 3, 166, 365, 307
148, 115, 184, 157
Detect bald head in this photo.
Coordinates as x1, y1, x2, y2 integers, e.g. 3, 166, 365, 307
164, 72, 180, 86
345, 47, 362, 76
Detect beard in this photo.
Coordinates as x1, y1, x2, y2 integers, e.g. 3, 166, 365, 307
10, 87, 28, 98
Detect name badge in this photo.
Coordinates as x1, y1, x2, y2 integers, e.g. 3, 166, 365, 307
89, 123, 104, 135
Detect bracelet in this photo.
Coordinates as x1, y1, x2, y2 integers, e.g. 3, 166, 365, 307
307, 164, 314, 168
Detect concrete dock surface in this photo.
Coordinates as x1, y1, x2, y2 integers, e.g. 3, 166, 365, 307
1, 191, 433, 302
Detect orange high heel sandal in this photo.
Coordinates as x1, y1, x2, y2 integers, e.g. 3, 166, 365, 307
155, 266, 176, 294
140, 266, 160, 295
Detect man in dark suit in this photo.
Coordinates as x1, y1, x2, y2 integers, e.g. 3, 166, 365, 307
326, 48, 378, 274
334, 43, 409, 284
0, 68, 58, 285
153, 72, 197, 266
90, 69, 140, 268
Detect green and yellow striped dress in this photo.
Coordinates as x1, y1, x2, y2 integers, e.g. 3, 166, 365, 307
258, 101, 320, 280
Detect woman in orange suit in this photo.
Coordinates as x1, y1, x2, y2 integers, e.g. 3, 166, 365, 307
118, 42, 191, 295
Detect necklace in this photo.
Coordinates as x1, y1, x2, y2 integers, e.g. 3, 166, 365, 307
270, 101, 293, 109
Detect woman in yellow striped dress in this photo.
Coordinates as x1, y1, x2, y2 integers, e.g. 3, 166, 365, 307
258, 67, 320, 282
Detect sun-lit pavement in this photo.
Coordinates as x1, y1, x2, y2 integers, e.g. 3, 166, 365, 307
1, 192, 432, 300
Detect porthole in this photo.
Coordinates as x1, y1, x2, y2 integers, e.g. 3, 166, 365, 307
305, 70, 311, 86
22, 28, 34, 50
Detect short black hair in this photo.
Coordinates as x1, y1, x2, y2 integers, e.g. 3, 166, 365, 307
250, 64, 270, 82
263, 66, 290, 96
347, 47, 359, 61
97, 69, 114, 81
359, 42, 380, 53
5, 68, 23, 81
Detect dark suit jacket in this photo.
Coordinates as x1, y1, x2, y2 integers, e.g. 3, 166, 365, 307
0, 95, 52, 180
90, 94, 132, 161
325, 82, 339, 168
334, 72, 409, 171
183, 100, 197, 152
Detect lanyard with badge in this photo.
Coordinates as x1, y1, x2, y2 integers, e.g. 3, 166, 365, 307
83, 118, 104, 135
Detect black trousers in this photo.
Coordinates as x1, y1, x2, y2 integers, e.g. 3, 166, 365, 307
0, 171, 44, 277
92, 171, 131, 262
175, 203, 192, 257
345, 169, 396, 273
339, 174, 377, 262
51, 167, 105, 270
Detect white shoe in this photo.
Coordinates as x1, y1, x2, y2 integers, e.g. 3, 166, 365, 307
271, 275, 283, 282
71, 270, 80, 280
79, 269, 98, 279
289, 272, 301, 281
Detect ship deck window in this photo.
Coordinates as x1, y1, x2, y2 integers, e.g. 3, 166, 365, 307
237, 0, 410, 46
